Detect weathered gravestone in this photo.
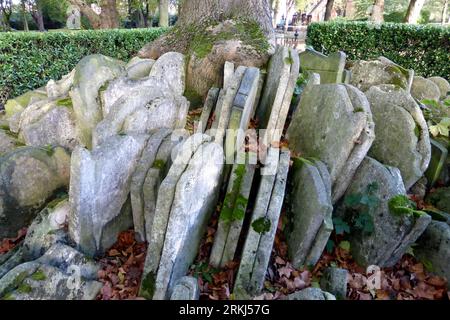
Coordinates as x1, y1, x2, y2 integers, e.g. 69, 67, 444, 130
140, 134, 224, 300
69, 134, 149, 257
365, 85, 431, 190
286, 158, 333, 269
411, 76, 441, 102
287, 83, 375, 203
428, 77, 450, 100
338, 157, 431, 267
234, 148, 290, 299
0, 146, 70, 239
170, 276, 200, 300
299, 48, 347, 84
66, 5, 81, 30
425, 139, 448, 188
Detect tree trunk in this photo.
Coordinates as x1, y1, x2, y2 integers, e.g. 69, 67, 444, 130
344, 0, 355, 19
177, 0, 273, 37
369, 0, 384, 22
21, 0, 28, 31
442, 0, 448, 24
159, 0, 169, 27
67, 0, 119, 29
324, 0, 335, 21
404, 0, 426, 23
31, 0, 45, 31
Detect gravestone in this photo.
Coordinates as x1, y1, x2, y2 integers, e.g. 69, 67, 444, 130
170, 276, 200, 300
425, 139, 448, 188
287, 158, 333, 268
299, 48, 346, 84
234, 148, 290, 299
66, 5, 81, 30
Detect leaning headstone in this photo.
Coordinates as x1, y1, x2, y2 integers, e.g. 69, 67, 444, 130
152, 141, 224, 300
5, 89, 47, 123
0, 146, 70, 239
197, 87, 220, 134
349, 57, 413, 92
210, 159, 257, 268
234, 148, 290, 299
365, 85, 431, 190
66, 5, 81, 30
428, 77, 450, 100
286, 158, 333, 268
0, 243, 101, 300
126, 57, 155, 80
339, 157, 431, 267
320, 267, 348, 299
411, 76, 441, 102
70, 54, 126, 148
223, 61, 235, 89
287, 84, 375, 202
170, 276, 200, 300
69, 134, 149, 257
299, 48, 346, 84
149, 52, 186, 97
415, 221, 450, 283
46, 69, 75, 99
425, 139, 448, 188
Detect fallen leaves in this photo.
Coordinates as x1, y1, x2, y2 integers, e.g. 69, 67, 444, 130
0, 228, 27, 255
96, 230, 147, 300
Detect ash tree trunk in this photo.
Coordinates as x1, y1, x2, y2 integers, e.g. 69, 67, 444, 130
324, 0, 335, 21
138, 0, 274, 102
369, 0, 384, 22
404, 0, 426, 24
68, 0, 120, 29
159, 0, 169, 27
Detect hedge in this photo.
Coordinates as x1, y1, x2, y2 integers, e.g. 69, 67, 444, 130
0, 28, 168, 106
306, 21, 450, 80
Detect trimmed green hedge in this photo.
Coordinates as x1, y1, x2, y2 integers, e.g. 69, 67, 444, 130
307, 21, 450, 80
0, 28, 168, 105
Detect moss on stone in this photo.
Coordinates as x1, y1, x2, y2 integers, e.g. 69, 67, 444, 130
31, 269, 46, 281
184, 88, 204, 108
220, 164, 247, 223
1, 293, 15, 300
152, 159, 166, 170
251, 217, 271, 235
139, 271, 156, 300
56, 98, 73, 108
17, 283, 32, 294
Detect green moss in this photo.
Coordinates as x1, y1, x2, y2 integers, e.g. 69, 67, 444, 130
56, 98, 73, 108
17, 283, 32, 294
13, 271, 30, 287
39, 144, 55, 157
46, 194, 68, 209
353, 107, 364, 113
139, 272, 156, 300
388, 194, 427, 218
292, 157, 318, 171
31, 269, 46, 281
1, 293, 15, 300
184, 88, 204, 109
152, 159, 166, 170
220, 164, 247, 223
252, 217, 271, 235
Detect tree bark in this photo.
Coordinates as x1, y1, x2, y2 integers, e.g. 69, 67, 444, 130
67, 0, 119, 29
21, 0, 29, 31
31, 0, 45, 31
177, 0, 273, 37
324, 0, 335, 21
404, 0, 426, 24
369, 0, 384, 22
344, 0, 355, 19
159, 0, 169, 27
442, 0, 448, 24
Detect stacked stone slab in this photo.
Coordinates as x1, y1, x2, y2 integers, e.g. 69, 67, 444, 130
366, 85, 431, 190
411, 76, 441, 101
68, 134, 150, 257
256, 46, 300, 146
338, 157, 431, 267
140, 134, 224, 300
234, 148, 290, 299
415, 221, 450, 283
287, 83, 375, 202
286, 158, 333, 268
349, 56, 414, 92
428, 77, 450, 100
210, 158, 257, 268
0, 146, 71, 239
299, 48, 348, 84
196, 87, 220, 134
425, 139, 448, 188
170, 276, 200, 300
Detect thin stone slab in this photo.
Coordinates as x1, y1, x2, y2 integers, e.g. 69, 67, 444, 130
196, 87, 220, 134
210, 160, 256, 268
149, 52, 186, 97
69, 134, 149, 257
320, 267, 348, 299
287, 84, 375, 203
287, 159, 333, 268
366, 85, 431, 190
170, 276, 200, 300
126, 57, 155, 80
131, 129, 172, 242
339, 157, 431, 267
214, 66, 247, 145
223, 61, 235, 89
46, 69, 75, 99
425, 139, 448, 188
234, 148, 290, 299
256, 46, 291, 129
152, 142, 224, 300
140, 134, 211, 299
411, 76, 441, 101
299, 48, 346, 84
428, 77, 450, 100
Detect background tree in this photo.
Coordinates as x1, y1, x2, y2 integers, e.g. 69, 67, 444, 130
404, 0, 426, 23
0, 0, 12, 30
159, 0, 168, 26
67, 0, 119, 28
369, 0, 384, 22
